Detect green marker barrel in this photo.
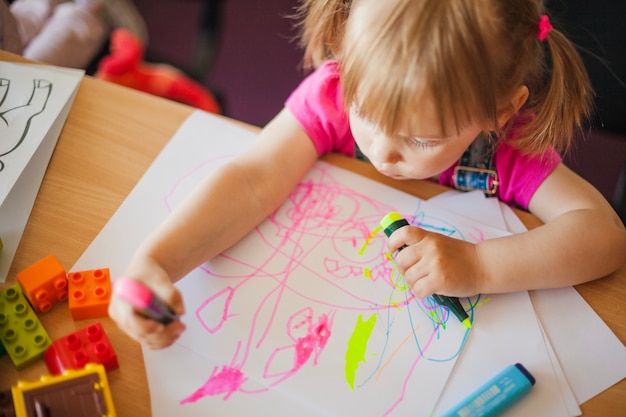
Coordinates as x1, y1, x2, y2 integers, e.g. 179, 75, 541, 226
379, 211, 472, 329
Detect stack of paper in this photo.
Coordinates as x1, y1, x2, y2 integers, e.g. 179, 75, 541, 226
427, 191, 626, 416
0, 62, 83, 282
74, 111, 626, 416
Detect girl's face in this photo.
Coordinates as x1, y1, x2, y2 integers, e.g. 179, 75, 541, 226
349, 103, 483, 181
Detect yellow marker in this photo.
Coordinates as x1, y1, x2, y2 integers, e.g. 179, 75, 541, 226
380, 212, 472, 330
358, 225, 383, 255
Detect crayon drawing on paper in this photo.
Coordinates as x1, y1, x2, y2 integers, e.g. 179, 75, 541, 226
165, 159, 493, 416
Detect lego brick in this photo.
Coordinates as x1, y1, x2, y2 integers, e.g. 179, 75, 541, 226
0, 285, 51, 370
16, 254, 68, 313
44, 322, 118, 375
0, 389, 16, 417
11, 363, 116, 417
67, 268, 111, 321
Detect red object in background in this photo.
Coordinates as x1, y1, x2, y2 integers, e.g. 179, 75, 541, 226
96, 28, 221, 114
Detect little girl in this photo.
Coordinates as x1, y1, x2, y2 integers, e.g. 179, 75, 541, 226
109, 0, 626, 349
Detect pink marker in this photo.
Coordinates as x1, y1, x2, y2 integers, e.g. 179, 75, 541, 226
114, 277, 178, 325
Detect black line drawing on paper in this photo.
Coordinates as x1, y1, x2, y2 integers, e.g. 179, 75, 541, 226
0, 78, 52, 172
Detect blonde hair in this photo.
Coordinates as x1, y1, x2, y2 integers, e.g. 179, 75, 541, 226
294, 0, 592, 154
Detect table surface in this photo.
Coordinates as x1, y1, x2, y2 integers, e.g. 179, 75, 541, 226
0, 51, 624, 416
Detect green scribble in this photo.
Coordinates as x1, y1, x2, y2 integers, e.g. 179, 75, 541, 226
344, 313, 377, 390
429, 311, 446, 330
358, 225, 383, 255
363, 267, 372, 279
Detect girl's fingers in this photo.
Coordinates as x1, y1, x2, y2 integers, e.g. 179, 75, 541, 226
109, 293, 186, 349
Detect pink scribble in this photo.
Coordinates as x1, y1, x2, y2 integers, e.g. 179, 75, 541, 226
180, 365, 247, 404
195, 286, 236, 333
469, 226, 485, 243
293, 311, 332, 368
164, 163, 473, 415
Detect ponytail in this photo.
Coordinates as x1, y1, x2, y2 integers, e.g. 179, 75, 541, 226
294, 0, 352, 68
520, 27, 593, 154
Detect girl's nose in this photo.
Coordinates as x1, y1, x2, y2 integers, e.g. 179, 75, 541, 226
369, 135, 401, 164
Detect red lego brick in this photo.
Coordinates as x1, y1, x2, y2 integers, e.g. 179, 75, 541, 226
67, 269, 111, 320
16, 254, 68, 313
0, 285, 51, 370
44, 322, 118, 375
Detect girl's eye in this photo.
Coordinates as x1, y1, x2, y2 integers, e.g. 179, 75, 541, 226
408, 137, 438, 150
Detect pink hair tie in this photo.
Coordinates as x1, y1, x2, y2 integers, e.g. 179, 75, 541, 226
537, 15, 553, 41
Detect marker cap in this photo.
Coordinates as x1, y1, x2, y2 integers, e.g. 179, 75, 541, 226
114, 277, 178, 325
380, 212, 410, 237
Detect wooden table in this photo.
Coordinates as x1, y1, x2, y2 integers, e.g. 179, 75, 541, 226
0, 51, 624, 416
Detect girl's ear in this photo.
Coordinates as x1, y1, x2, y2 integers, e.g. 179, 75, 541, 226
497, 86, 529, 128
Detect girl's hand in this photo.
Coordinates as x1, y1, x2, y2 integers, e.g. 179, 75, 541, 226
108, 264, 186, 349
386, 226, 484, 298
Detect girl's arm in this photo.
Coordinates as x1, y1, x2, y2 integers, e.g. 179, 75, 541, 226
389, 163, 626, 297
477, 163, 626, 293
132, 108, 319, 282
108, 108, 319, 348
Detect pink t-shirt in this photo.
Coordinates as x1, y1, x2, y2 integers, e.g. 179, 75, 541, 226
285, 61, 561, 210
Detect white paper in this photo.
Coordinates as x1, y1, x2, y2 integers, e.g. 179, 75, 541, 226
426, 191, 626, 416
0, 62, 83, 281
73, 111, 625, 416
530, 287, 626, 404
75, 112, 495, 415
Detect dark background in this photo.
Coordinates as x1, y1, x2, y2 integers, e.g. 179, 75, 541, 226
134, 0, 305, 127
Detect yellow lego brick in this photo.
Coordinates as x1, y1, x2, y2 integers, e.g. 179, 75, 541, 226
11, 363, 116, 417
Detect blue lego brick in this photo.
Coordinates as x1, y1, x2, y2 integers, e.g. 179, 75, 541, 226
0, 285, 51, 369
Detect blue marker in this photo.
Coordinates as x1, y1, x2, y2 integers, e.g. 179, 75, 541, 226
441, 363, 535, 417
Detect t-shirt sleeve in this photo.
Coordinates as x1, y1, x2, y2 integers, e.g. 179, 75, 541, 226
494, 144, 562, 209
284, 61, 355, 157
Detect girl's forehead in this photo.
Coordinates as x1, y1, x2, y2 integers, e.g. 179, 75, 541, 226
342, 0, 496, 137
353, 95, 464, 140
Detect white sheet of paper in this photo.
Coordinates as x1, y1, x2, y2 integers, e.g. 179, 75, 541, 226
73, 111, 622, 416
426, 194, 574, 416
0, 62, 83, 204
429, 190, 508, 232
0, 63, 83, 282
426, 191, 626, 415
530, 287, 626, 404
74, 111, 495, 415
536, 318, 582, 416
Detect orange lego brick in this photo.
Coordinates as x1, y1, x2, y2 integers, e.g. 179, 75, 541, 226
16, 254, 68, 313
67, 269, 112, 321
